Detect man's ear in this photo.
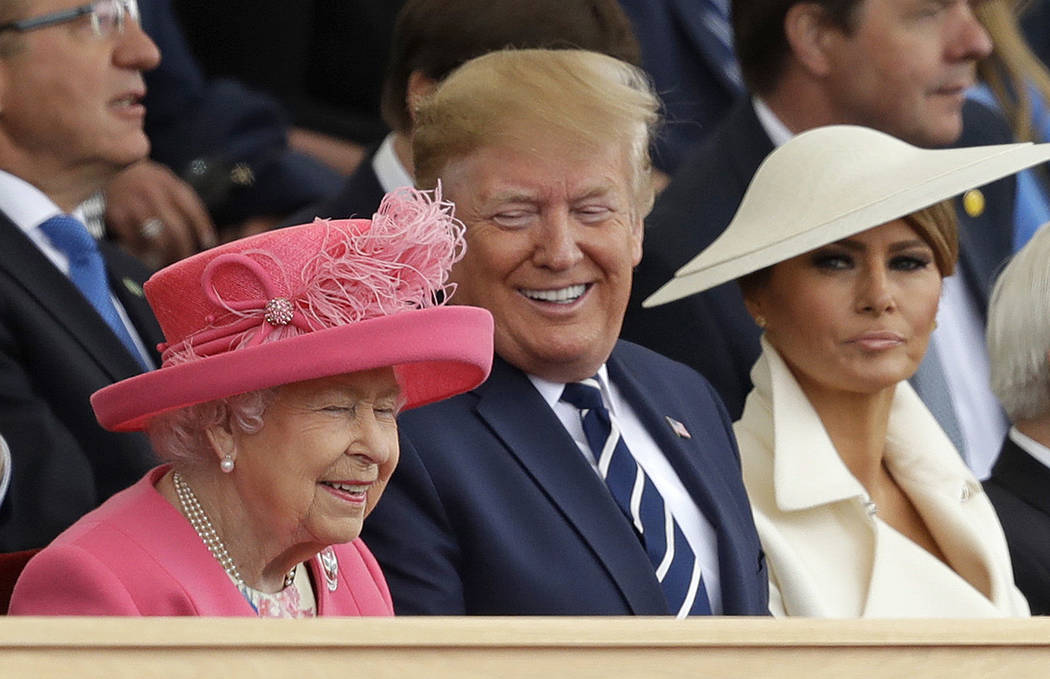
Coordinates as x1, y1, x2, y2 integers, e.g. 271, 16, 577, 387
406, 71, 438, 126
629, 215, 644, 267
784, 3, 836, 77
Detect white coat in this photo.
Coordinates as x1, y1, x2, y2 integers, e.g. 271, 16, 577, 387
734, 338, 1028, 618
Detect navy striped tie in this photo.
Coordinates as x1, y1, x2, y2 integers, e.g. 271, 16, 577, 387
562, 378, 712, 616
702, 0, 744, 92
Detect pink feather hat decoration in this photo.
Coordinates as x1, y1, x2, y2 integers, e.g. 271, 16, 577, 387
92, 186, 494, 432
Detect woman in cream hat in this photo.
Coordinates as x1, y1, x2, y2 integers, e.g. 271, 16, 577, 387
646, 125, 1049, 617
10, 187, 493, 616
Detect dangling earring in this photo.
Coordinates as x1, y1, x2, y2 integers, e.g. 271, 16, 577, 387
220, 454, 235, 473
755, 315, 767, 329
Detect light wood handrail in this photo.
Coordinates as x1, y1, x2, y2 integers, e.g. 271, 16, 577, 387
1, 617, 1047, 678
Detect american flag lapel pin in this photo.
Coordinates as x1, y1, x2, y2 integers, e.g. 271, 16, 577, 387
665, 415, 691, 439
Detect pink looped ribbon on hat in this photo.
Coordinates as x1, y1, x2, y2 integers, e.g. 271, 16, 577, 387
160, 252, 315, 365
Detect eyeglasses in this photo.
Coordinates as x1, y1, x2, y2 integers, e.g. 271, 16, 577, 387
0, 0, 140, 39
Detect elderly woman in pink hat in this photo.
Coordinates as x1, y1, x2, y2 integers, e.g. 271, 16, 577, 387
9, 188, 492, 617
646, 126, 1049, 618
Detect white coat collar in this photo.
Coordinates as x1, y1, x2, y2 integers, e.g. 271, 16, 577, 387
748, 336, 980, 514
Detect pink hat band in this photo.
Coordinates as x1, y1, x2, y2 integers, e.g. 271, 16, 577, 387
92, 187, 494, 431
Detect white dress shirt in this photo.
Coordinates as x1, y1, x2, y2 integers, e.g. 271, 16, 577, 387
0, 432, 11, 509
372, 133, 415, 194
528, 367, 724, 614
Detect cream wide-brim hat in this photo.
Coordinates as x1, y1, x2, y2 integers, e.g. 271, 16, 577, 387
644, 125, 1050, 307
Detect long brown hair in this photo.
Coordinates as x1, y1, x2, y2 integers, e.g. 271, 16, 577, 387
977, 0, 1050, 143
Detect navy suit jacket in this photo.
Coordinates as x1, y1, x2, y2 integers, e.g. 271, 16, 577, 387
984, 436, 1050, 615
141, 0, 342, 227
0, 214, 162, 550
621, 99, 1018, 419
617, 0, 743, 173
282, 147, 386, 227
361, 341, 769, 615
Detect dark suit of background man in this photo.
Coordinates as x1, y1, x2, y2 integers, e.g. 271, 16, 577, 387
361, 49, 769, 616
984, 223, 1050, 615
0, 0, 164, 550
621, 0, 1015, 479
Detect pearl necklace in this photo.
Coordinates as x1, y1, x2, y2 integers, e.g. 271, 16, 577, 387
173, 471, 296, 589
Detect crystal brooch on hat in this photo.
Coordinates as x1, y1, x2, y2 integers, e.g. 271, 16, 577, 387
264, 297, 295, 326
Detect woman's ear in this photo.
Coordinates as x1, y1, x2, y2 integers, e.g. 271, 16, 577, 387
205, 421, 237, 468
784, 2, 836, 77
742, 287, 769, 330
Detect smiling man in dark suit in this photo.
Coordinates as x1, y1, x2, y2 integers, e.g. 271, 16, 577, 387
360, 49, 768, 617
0, 0, 164, 549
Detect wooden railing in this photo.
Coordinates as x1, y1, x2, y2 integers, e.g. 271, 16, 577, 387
1, 617, 1048, 678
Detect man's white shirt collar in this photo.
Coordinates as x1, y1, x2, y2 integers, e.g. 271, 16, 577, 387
528, 364, 614, 414
0, 169, 87, 269
372, 133, 415, 194
752, 97, 794, 148
1009, 426, 1050, 472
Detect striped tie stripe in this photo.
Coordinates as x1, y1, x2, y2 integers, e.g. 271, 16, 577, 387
562, 378, 712, 617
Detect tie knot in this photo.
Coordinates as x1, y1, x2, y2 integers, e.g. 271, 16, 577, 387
560, 377, 604, 412
39, 215, 97, 259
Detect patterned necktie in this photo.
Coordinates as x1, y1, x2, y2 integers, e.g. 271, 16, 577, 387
561, 377, 712, 617
909, 338, 965, 456
39, 215, 148, 370
702, 0, 744, 93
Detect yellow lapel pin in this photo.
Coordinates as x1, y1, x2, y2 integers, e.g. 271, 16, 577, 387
962, 189, 985, 218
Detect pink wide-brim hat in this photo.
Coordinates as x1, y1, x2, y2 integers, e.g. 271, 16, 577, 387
92, 187, 494, 432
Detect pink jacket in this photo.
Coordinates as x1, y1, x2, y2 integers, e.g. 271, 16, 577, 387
9, 466, 394, 616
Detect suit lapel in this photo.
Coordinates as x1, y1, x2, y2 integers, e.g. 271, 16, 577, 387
117, 468, 256, 615
0, 215, 146, 379
990, 437, 1050, 516
726, 101, 776, 192
883, 394, 1001, 603
606, 344, 758, 611
473, 358, 667, 614
897, 476, 996, 600
101, 240, 164, 366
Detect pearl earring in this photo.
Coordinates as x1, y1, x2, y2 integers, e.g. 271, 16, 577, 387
220, 454, 235, 473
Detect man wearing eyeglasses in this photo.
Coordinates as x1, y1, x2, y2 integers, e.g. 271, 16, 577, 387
0, 0, 166, 550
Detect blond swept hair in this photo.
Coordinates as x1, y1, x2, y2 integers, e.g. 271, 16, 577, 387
412, 48, 661, 218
